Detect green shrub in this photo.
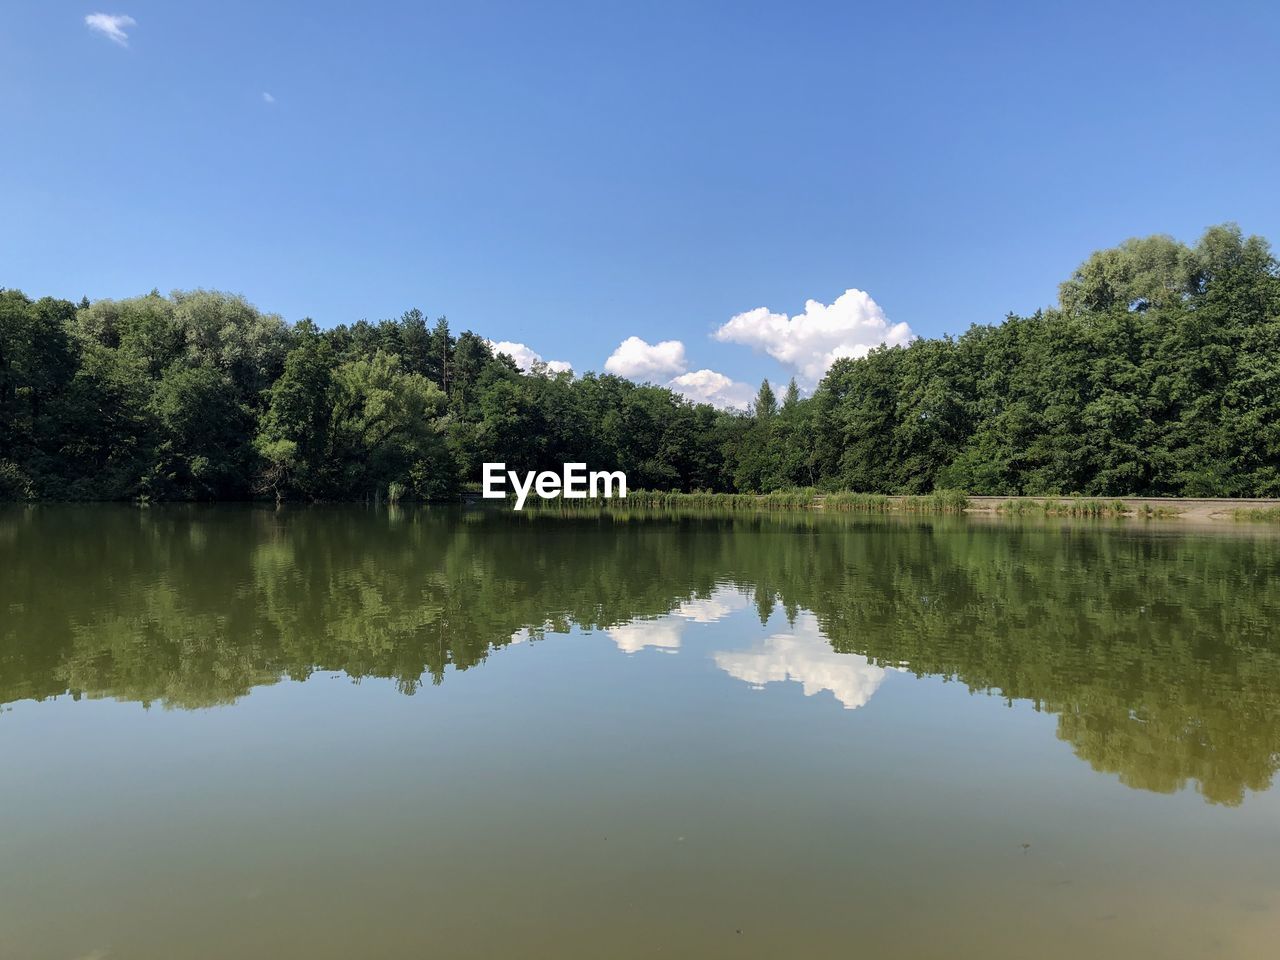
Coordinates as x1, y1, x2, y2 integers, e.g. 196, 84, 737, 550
0, 461, 34, 502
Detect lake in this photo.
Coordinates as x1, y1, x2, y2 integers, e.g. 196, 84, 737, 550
3, 505, 1279, 959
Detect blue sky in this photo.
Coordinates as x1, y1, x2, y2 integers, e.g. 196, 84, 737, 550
3, 1, 1278, 404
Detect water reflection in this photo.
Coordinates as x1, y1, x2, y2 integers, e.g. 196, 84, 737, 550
607, 618, 684, 654
675, 588, 752, 623
714, 612, 891, 709
607, 585, 751, 653
4, 504, 1280, 805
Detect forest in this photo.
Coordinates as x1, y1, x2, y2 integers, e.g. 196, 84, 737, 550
1, 223, 1278, 501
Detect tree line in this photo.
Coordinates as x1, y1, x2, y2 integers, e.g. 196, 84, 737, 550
2, 223, 1278, 501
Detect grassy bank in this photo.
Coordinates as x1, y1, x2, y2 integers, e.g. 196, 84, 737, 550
612, 489, 818, 510
1231, 506, 1280, 522
993, 498, 1181, 519
520, 488, 970, 514
514, 490, 1225, 520
822, 489, 970, 514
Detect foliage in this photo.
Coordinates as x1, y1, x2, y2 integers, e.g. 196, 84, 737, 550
2, 223, 1279, 501
0, 459, 33, 500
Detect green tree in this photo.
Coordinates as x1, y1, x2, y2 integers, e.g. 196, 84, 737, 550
329, 351, 450, 496
254, 325, 337, 500
148, 365, 251, 499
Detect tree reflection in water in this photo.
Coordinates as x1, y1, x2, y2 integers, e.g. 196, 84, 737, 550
3, 503, 1280, 805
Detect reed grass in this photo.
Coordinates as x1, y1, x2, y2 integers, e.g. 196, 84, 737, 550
1138, 503, 1184, 519
988, 496, 1190, 518
521, 487, 969, 515
1231, 506, 1280, 522
822, 489, 969, 514
994, 497, 1136, 518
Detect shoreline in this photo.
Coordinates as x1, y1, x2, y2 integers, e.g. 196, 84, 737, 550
7, 494, 1280, 523
947, 495, 1280, 522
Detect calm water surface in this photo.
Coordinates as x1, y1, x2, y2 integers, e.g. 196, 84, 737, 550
3, 505, 1280, 959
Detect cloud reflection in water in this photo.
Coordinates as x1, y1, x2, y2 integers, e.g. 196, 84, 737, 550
714, 613, 891, 710
607, 586, 751, 653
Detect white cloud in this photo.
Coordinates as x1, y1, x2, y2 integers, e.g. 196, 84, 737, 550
714, 288, 913, 385
668, 369, 754, 410
487, 340, 572, 375
608, 619, 683, 655
714, 613, 893, 710
603, 336, 748, 408
675, 588, 752, 623
262, 92, 276, 104
85, 13, 135, 46
604, 336, 687, 380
